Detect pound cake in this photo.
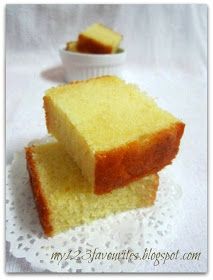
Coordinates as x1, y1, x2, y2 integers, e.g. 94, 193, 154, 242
25, 142, 159, 237
44, 76, 185, 195
77, 23, 122, 54
65, 41, 78, 52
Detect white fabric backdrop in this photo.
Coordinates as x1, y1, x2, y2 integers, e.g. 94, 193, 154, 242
6, 4, 207, 272
6, 4, 207, 72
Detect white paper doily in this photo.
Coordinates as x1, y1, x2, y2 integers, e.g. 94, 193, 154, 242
6, 147, 182, 272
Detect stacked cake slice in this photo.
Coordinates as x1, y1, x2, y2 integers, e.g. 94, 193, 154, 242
25, 76, 185, 236
65, 23, 123, 54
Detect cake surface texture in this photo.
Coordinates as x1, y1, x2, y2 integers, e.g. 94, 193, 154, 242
44, 76, 185, 194
77, 23, 122, 54
25, 142, 159, 236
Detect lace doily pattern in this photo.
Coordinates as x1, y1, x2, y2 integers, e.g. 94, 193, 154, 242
6, 148, 182, 272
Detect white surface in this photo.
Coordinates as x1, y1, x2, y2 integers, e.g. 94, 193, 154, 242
6, 4, 207, 272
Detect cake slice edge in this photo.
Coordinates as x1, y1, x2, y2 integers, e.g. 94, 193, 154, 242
25, 146, 54, 236
95, 121, 185, 194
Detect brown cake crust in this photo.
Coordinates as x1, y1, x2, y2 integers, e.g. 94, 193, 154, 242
25, 147, 53, 236
95, 122, 185, 194
77, 34, 113, 54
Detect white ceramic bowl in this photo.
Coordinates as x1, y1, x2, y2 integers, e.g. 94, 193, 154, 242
59, 47, 126, 82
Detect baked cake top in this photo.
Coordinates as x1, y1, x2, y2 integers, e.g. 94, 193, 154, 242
45, 76, 180, 152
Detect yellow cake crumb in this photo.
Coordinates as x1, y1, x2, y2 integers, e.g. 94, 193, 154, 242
26, 142, 159, 236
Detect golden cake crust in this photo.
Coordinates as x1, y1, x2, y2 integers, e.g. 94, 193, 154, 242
95, 122, 185, 194
25, 147, 53, 236
77, 34, 113, 54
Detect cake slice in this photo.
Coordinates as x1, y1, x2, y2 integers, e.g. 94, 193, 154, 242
44, 76, 185, 195
77, 23, 122, 54
65, 41, 78, 52
25, 142, 159, 237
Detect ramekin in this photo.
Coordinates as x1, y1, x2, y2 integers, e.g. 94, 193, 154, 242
59, 47, 126, 82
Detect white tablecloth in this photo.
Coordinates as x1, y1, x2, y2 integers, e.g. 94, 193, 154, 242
6, 4, 207, 272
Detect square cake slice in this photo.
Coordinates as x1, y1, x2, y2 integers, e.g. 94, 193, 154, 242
25, 142, 159, 237
44, 76, 185, 195
77, 23, 122, 54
